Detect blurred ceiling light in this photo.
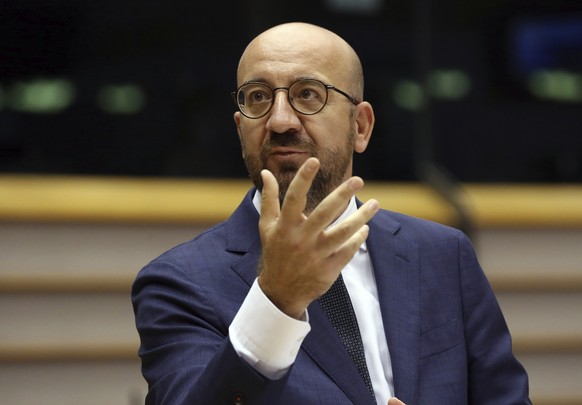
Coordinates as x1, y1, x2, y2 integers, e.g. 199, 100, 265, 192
428, 69, 471, 99
10, 78, 75, 114
392, 80, 425, 111
528, 70, 582, 102
97, 84, 146, 114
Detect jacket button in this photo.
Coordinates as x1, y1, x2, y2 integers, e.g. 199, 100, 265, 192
233, 392, 245, 405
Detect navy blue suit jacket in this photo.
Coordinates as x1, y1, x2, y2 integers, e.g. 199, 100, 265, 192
132, 189, 531, 404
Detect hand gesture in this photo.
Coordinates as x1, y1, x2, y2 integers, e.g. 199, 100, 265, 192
258, 157, 379, 318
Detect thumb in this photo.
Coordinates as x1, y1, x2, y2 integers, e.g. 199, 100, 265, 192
388, 398, 406, 405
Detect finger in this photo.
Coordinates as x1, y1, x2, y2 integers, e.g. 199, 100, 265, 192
279, 157, 320, 222
325, 224, 370, 271
304, 176, 364, 233
320, 199, 379, 251
388, 398, 406, 405
259, 169, 280, 223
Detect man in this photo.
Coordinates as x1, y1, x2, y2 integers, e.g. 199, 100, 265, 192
132, 22, 531, 404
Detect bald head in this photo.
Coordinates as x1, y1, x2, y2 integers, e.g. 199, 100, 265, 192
232, 22, 376, 213
237, 22, 364, 100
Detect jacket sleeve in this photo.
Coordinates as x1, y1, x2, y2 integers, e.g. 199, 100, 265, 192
457, 232, 531, 404
131, 259, 289, 405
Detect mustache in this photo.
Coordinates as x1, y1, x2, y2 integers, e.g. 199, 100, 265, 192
260, 132, 316, 155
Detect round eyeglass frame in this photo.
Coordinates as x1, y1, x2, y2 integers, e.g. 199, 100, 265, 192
231, 79, 360, 119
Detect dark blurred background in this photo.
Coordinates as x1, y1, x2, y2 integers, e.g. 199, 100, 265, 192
1, 0, 581, 182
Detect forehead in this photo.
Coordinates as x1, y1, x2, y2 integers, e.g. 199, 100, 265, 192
237, 29, 349, 86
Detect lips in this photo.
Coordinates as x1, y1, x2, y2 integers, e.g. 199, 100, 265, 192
270, 147, 307, 156
266, 148, 310, 167
268, 146, 310, 157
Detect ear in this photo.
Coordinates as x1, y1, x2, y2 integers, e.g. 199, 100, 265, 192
234, 111, 242, 140
353, 101, 374, 153
234, 111, 245, 158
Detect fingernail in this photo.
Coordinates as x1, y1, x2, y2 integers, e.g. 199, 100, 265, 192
305, 158, 318, 171
348, 178, 362, 191
369, 199, 379, 212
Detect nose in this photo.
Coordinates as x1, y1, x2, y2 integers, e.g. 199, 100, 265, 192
265, 90, 302, 134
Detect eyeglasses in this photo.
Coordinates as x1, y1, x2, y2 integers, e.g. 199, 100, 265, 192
232, 78, 359, 119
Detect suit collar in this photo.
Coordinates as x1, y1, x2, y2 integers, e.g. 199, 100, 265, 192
227, 194, 398, 250
367, 213, 420, 404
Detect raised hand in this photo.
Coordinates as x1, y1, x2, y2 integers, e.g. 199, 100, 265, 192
257, 157, 379, 319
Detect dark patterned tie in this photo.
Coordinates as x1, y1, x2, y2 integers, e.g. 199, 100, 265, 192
318, 273, 375, 399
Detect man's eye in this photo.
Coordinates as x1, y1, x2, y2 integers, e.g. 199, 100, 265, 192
249, 90, 272, 103
299, 89, 315, 99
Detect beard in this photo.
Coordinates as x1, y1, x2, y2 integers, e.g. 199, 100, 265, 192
241, 129, 355, 214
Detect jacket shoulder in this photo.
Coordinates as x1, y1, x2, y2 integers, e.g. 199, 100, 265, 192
375, 208, 464, 241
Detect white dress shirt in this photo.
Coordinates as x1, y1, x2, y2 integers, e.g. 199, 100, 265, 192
229, 191, 394, 404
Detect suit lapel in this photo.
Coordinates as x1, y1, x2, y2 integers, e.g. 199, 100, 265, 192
226, 189, 262, 287
302, 209, 421, 405
302, 302, 377, 405
367, 216, 420, 405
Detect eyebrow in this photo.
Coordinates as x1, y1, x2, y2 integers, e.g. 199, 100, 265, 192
240, 76, 328, 88
294, 75, 322, 82
241, 78, 269, 86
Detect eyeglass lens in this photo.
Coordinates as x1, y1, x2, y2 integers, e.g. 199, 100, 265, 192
237, 80, 329, 118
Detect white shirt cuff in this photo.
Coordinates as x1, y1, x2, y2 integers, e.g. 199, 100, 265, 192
229, 278, 311, 379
